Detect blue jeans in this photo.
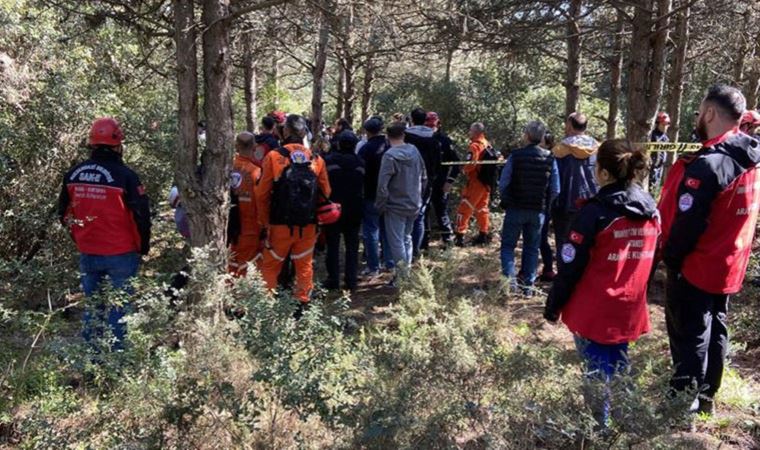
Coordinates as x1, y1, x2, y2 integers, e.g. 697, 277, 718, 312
80, 252, 140, 349
574, 336, 630, 426
411, 200, 429, 256
384, 211, 416, 268
362, 200, 382, 272
500, 209, 544, 284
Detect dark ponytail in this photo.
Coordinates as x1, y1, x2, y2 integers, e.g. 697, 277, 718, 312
596, 139, 650, 184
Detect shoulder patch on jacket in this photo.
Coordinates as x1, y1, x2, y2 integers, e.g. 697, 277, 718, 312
678, 193, 694, 211
685, 177, 701, 189
569, 231, 584, 244
561, 243, 577, 263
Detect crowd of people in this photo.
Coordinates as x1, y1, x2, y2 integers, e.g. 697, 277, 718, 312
58, 83, 760, 428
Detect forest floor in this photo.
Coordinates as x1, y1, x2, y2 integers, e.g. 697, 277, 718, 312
322, 233, 760, 449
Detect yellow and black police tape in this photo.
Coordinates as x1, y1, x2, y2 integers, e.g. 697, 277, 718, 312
440, 142, 703, 165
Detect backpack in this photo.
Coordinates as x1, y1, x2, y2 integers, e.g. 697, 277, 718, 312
270, 147, 319, 227
477, 145, 500, 190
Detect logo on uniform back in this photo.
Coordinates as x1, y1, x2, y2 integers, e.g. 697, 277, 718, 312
561, 243, 576, 263
290, 151, 308, 164
678, 193, 694, 212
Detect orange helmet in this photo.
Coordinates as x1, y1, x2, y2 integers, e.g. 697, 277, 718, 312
740, 110, 760, 127
656, 111, 671, 125
269, 110, 287, 124
316, 202, 341, 225
89, 117, 124, 147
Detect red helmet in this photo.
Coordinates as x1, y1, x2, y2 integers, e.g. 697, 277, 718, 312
89, 117, 125, 147
425, 111, 439, 128
740, 110, 760, 127
316, 202, 341, 225
269, 110, 287, 124
656, 111, 671, 125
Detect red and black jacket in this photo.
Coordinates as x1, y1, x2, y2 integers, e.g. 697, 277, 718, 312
545, 182, 660, 345
57, 148, 151, 256
659, 130, 760, 294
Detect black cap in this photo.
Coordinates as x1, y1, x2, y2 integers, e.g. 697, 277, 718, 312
363, 117, 384, 134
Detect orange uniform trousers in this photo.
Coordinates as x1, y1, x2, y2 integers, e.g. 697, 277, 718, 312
260, 224, 317, 303
228, 234, 262, 276
456, 181, 490, 234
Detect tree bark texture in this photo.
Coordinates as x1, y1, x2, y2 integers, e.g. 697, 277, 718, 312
243, 34, 258, 132
311, 1, 330, 136
625, 0, 671, 142
607, 10, 625, 139
666, 3, 690, 142
564, 0, 582, 117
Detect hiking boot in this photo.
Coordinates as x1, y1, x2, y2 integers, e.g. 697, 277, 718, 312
454, 233, 465, 247
472, 232, 490, 246
539, 270, 556, 282
360, 268, 380, 278
691, 396, 714, 416
293, 301, 310, 320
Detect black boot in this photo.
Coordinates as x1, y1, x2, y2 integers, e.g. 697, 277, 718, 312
472, 232, 490, 246
293, 301, 310, 320
454, 233, 465, 247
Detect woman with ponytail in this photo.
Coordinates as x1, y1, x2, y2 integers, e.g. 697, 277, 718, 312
544, 139, 660, 427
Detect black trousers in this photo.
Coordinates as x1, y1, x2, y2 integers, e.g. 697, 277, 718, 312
551, 209, 573, 263
539, 210, 553, 272
430, 184, 454, 243
325, 221, 361, 289
665, 269, 729, 399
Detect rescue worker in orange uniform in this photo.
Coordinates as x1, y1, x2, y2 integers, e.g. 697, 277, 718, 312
255, 115, 331, 316
455, 122, 492, 246
228, 132, 262, 276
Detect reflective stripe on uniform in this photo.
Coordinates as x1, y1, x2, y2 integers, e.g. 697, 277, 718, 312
268, 248, 286, 261
291, 248, 313, 260
462, 198, 475, 210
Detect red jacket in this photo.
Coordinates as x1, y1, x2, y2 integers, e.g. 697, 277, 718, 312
545, 183, 660, 344
659, 130, 760, 294
58, 148, 151, 256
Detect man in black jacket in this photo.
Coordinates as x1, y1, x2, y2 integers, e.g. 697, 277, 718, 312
58, 117, 151, 349
404, 107, 441, 254
324, 131, 365, 290
358, 116, 390, 275
426, 112, 460, 246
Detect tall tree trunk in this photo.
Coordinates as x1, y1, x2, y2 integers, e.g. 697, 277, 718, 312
666, 3, 690, 142
625, 0, 672, 141
243, 34, 258, 132
311, 2, 330, 136
343, 53, 355, 125
607, 10, 625, 139
272, 48, 280, 109
445, 47, 454, 84
173, 0, 200, 243
744, 30, 760, 109
335, 53, 346, 121
733, 9, 752, 86
564, 0, 582, 117
360, 54, 375, 124
188, 0, 234, 258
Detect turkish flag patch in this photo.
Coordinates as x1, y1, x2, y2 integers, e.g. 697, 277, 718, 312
569, 231, 584, 244
137, 185, 146, 195
685, 177, 701, 189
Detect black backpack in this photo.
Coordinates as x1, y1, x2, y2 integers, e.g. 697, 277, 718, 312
270, 147, 319, 227
477, 145, 500, 190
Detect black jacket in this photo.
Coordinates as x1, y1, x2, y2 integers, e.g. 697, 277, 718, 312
404, 126, 441, 201
357, 135, 388, 201
434, 131, 460, 189
325, 149, 365, 226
